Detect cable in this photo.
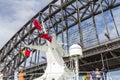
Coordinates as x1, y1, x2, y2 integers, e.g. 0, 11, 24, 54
98, 0, 110, 40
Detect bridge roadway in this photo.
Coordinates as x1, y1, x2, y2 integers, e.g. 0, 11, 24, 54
24, 37, 120, 79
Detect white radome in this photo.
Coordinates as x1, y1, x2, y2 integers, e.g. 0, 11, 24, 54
69, 44, 83, 57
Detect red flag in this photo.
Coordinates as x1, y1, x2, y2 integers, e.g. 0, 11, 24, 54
20, 49, 31, 57
25, 49, 31, 57
33, 18, 42, 31
40, 34, 52, 42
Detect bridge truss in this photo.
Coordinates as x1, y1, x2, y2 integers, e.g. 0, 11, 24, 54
0, 0, 120, 78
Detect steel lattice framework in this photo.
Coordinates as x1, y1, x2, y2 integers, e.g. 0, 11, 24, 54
0, 0, 120, 78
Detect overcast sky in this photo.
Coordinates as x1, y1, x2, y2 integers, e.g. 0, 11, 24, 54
0, 0, 52, 49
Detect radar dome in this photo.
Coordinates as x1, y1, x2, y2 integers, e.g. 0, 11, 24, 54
69, 44, 83, 57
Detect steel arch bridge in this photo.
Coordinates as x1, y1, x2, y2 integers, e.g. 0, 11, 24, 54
0, 0, 120, 79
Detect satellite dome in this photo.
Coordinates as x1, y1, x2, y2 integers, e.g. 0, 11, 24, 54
69, 44, 83, 57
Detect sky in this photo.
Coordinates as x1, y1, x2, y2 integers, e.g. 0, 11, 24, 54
0, 0, 52, 49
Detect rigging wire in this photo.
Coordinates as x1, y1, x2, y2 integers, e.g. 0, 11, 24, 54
98, 0, 110, 40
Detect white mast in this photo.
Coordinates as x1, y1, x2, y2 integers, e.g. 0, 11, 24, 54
27, 21, 75, 80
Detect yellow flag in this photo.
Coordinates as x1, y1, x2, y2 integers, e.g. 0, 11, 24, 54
20, 50, 25, 56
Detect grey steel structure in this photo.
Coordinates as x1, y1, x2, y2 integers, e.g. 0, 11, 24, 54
0, 0, 120, 79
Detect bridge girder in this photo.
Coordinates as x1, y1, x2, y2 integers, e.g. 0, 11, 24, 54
0, 0, 120, 76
